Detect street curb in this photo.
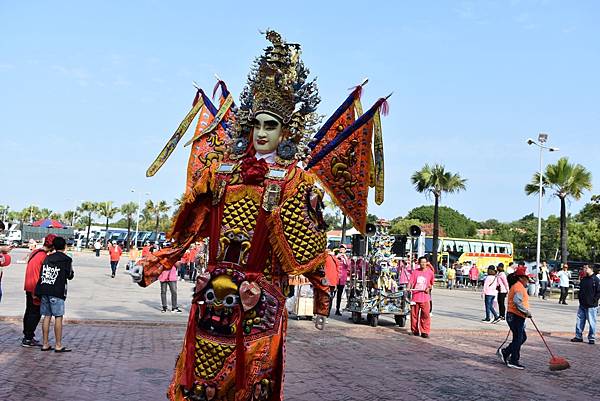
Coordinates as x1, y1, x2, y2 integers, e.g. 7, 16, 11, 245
0, 316, 187, 327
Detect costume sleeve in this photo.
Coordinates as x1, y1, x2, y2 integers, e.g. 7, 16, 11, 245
139, 169, 214, 288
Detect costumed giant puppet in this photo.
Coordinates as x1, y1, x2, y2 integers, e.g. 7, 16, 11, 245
132, 30, 389, 401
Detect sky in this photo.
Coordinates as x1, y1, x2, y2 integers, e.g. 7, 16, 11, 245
1, 1, 599, 224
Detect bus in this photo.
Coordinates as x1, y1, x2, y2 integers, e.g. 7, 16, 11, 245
419, 236, 514, 270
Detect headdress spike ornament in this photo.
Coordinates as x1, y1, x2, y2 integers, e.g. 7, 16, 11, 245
235, 30, 321, 161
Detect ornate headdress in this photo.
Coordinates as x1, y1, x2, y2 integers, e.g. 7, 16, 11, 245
231, 30, 321, 162
148, 29, 388, 233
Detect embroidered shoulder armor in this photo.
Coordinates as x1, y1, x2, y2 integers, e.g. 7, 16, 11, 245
269, 169, 328, 275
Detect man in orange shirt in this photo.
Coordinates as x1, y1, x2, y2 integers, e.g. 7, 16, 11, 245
498, 265, 532, 369
108, 241, 123, 278
141, 241, 152, 258
188, 244, 199, 282
22, 234, 55, 347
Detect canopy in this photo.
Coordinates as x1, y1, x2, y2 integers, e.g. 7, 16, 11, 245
31, 218, 66, 228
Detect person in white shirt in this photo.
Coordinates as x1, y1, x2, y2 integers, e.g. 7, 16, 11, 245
557, 264, 571, 305
538, 261, 550, 300
94, 240, 102, 257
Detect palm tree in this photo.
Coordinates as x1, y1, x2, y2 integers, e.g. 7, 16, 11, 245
77, 201, 98, 244
49, 212, 62, 221
63, 210, 77, 226
120, 202, 138, 250
172, 193, 186, 218
144, 200, 171, 237
23, 205, 42, 223
97, 202, 119, 245
39, 208, 53, 219
411, 164, 467, 270
525, 157, 592, 264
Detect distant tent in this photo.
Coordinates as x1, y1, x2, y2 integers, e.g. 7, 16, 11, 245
31, 218, 66, 228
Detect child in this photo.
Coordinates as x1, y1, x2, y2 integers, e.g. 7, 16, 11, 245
35, 236, 74, 352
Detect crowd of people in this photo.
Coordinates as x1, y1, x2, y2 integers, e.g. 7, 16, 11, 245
1, 218, 598, 366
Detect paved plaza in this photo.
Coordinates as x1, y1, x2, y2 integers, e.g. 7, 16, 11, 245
1, 249, 598, 400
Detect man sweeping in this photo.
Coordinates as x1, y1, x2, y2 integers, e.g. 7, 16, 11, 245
498, 265, 531, 369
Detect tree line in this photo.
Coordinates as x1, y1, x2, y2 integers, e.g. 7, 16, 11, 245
0, 198, 178, 244
2, 157, 594, 263
324, 157, 595, 267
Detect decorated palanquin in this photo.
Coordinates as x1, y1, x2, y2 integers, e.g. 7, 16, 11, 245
136, 31, 389, 401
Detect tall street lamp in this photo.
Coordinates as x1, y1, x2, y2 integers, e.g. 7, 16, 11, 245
131, 188, 150, 249
527, 133, 559, 275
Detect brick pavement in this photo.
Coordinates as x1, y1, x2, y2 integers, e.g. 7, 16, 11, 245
1, 248, 596, 400
1, 315, 597, 401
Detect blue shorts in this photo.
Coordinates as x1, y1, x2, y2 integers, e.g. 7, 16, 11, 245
40, 295, 65, 317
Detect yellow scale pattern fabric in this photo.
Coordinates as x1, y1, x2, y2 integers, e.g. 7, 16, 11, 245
194, 337, 235, 379
222, 196, 259, 232
280, 184, 328, 264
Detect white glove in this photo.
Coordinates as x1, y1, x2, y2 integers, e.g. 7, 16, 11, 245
130, 265, 143, 283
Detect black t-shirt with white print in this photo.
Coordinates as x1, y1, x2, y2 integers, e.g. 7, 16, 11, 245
35, 252, 74, 300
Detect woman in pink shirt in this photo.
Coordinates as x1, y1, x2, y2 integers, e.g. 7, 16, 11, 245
495, 263, 509, 320
482, 266, 501, 323
398, 259, 412, 288
408, 256, 435, 338
158, 264, 181, 313
334, 246, 350, 316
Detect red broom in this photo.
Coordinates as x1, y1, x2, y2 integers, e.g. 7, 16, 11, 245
529, 317, 571, 371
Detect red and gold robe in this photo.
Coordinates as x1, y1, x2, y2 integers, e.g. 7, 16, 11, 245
140, 157, 330, 401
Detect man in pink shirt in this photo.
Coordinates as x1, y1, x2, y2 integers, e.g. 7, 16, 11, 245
469, 264, 480, 290
409, 256, 435, 338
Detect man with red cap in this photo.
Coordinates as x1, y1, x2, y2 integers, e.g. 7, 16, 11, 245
498, 264, 532, 369
22, 234, 55, 347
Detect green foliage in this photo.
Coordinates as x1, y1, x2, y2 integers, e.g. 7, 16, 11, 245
97, 202, 119, 221
21, 205, 42, 223
144, 200, 171, 233
575, 201, 600, 223
406, 205, 477, 237
389, 217, 423, 235
323, 213, 341, 230
411, 164, 467, 197
525, 157, 593, 263
567, 220, 600, 260
367, 214, 378, 224
62, 210, 76, 226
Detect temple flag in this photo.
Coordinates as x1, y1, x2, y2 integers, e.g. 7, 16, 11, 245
307, 97, 389, 233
